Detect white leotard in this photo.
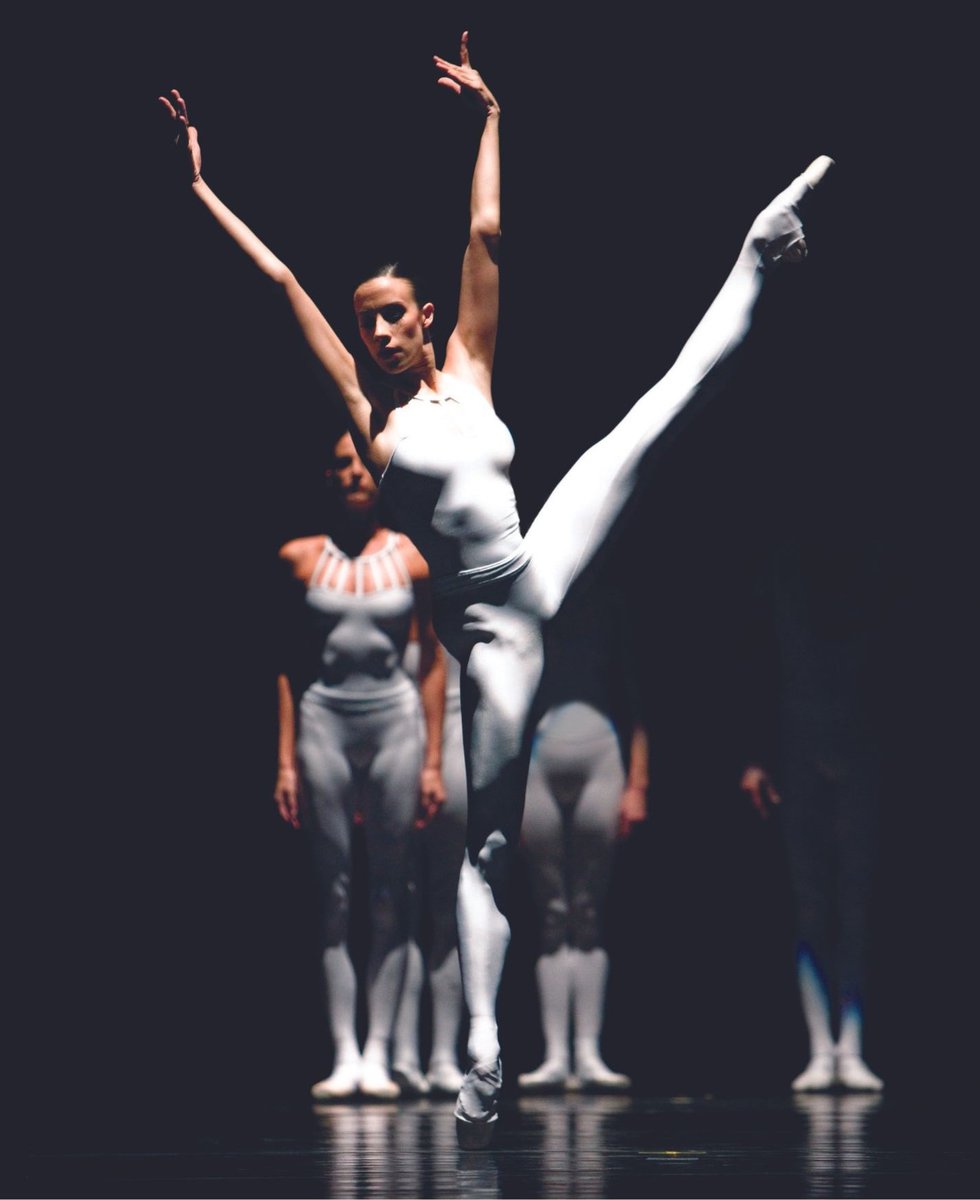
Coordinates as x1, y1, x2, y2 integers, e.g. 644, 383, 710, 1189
379, 389, 528, 596
303, 531, 417, 710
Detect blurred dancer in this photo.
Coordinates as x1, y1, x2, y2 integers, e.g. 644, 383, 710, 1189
518, 585, 647, 1092
275, 432, 445, 1099
740, 504, 887, 1092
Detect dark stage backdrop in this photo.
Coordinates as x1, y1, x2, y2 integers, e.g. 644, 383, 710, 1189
12, 4, 974, 1150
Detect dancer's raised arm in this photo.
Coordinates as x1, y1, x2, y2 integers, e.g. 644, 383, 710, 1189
436, 33, 502, 400
158, 90, 383, 463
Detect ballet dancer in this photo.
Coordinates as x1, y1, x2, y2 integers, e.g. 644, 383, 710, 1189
160, 30, 833, 1144
518, 584, 648, 1094
274, 430, 446, 1100
740, 513, 885, 1093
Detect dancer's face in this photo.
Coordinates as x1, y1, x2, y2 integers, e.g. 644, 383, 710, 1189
326, 433, 377, 511
353, 276, 433, 375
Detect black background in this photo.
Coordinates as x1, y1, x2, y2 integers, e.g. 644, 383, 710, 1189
11, 3, 975, 1151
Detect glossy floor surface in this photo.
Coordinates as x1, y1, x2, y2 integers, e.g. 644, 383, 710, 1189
13, 1092, 974, 1198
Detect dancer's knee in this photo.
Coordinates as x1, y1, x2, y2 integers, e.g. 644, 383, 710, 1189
321, 872, 352, 948
540, 897, 570, 954
569, 890, 601, 951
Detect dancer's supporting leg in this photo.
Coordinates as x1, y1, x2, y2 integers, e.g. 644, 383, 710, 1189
565, 718, 629, 1090
524, 157, 834, 618
424, 691, 468, 1093
392, 940, 430, 1096
448, 595, 546, 1145
299, 701, 363, 1101
519, 737, 574, 1090
834, 739, 883, 1090
359, 699, 424, 1098
390, 747, 467, 1096
780, 728, 839, 1092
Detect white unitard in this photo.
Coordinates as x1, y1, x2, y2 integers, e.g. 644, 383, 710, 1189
296, 533, 423, 1091
519, 588, 634, 1089
377, 164, 830, 1129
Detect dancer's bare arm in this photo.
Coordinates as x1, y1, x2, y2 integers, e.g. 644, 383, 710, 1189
158, 89, 381, 460
437, 33, 501, 401
618, 723, 650, 838
275, 673, 302, 829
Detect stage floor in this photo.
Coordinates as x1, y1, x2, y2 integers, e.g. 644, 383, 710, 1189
13, 1092, 975, 1198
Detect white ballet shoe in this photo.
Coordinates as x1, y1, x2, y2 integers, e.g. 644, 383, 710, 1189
750, 154, 835, 266
836, 1054, 884, 1091
391, 1061, 431, 1097
574, 1054, 632, 1092
310, 1058, 362, 1101
358, 1060, 401, 1100
791, 1052, 837, 1092
426, 1059, 465, 1096
517, 1059, 571, 1093
454, 1058, 502, 1149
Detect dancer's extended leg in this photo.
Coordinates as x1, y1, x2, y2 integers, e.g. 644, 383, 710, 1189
524, 157, 834, 617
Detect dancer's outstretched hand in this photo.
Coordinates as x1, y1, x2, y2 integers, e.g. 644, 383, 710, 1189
158, 87, 202, 183
434, 31, 499, 117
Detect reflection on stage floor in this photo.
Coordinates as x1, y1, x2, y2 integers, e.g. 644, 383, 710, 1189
15, 1092, 974, 1198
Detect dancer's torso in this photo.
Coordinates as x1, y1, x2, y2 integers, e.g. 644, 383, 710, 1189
379, 384, 528, 597
302, 531, 417, 712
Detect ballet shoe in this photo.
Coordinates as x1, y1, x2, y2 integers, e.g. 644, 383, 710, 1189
454, 1058, 502, 1149
836, 1054, 884, 1091
310, 1058, 362, 1101
391, 1062, 431, 1097
426, 1059, 465, 1096
574, 1055, 632, 1093
750, 154, 835, 266
358, 1060, 401, 1100
791, 1052, 837, 1092
517, 1060, 571, 1093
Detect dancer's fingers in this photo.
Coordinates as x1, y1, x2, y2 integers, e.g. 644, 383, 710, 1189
764, 230, 807, 265
158, 95, 178, 119
172, 88, 190, 123
459, 30, 470, 65
802, 154, 835, 190
434, 55, 463, 94
780, 153, 836, 212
